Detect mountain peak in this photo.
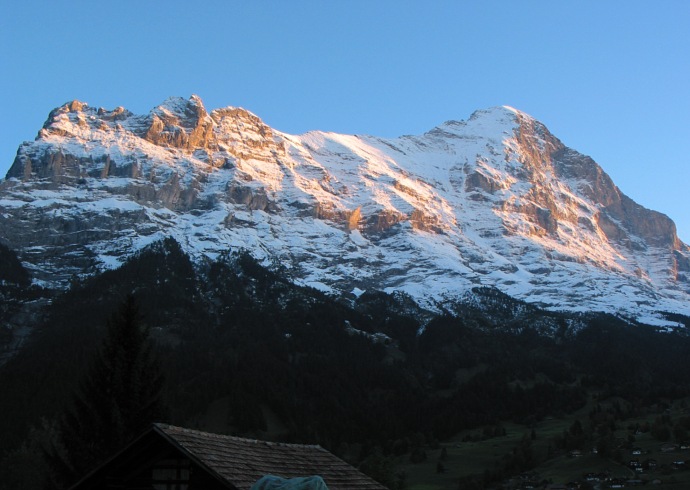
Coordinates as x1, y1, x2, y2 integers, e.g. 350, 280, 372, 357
65, 100, 88, 112
144, 95, 214, 150
459, 105, 541, 129
431, 105, 522, 139
153, 95, 208, 120
1, 98, 688, 323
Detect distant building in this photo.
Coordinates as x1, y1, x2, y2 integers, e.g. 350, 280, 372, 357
660, 443, 678, 453
70, 424, 387, 490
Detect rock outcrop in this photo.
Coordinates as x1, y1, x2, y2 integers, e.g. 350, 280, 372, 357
1, 96, 688, 323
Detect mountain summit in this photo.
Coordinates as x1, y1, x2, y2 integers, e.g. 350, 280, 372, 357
1, 96, 688, 323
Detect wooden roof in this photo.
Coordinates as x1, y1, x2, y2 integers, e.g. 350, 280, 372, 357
153, 424, 387, 490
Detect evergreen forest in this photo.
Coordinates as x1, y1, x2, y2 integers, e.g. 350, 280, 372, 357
1, 239, 690, 489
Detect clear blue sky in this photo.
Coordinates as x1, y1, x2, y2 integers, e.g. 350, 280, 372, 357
1, 1, 688, 242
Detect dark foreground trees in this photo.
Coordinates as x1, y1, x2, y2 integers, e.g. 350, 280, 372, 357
47, 295, 167, 489
3, 243, 690, 489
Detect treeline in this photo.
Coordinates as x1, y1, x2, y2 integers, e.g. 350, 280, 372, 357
1, 238, 690, 488
0, 242, 41, 349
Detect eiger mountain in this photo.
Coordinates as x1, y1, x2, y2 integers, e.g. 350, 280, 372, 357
1, 95, 689, 324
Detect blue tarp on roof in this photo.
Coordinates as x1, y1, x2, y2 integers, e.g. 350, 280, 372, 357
252, 475, 329, 490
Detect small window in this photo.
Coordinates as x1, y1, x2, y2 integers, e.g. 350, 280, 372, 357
152, 458, 190, 490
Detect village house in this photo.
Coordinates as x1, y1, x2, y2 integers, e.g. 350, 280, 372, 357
69, 424, 387, 490
660, 442, 678, 453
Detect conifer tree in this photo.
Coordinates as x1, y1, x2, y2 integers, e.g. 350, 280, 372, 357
47, 295, 166, 488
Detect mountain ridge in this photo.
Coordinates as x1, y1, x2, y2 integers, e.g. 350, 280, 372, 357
1, 95, 688, 324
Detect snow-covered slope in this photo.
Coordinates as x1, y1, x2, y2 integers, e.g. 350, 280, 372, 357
1, 96, 688, 324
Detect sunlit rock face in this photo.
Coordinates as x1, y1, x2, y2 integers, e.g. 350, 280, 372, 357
1, 96, 688, 323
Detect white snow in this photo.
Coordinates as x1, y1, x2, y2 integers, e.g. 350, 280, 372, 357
1, 97, 689, 324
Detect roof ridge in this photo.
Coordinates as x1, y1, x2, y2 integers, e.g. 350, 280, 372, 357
154, 423, 325, 450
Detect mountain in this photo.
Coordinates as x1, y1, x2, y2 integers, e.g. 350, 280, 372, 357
1, 95, 688, 324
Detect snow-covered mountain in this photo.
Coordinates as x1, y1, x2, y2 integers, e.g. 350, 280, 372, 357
1, 95, 688, 324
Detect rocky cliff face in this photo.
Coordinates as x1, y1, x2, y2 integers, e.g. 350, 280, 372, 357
1, 96, 688, 324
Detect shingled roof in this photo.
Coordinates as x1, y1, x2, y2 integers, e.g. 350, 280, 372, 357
70, 423, 388, 490
154, 424, 386, 490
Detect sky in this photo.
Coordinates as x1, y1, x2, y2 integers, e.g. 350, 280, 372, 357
1, 1, 688, 242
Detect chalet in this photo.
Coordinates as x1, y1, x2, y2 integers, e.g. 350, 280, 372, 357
70, 424, 387, 490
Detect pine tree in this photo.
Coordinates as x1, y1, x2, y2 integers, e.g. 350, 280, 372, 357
47, 295, 166, 488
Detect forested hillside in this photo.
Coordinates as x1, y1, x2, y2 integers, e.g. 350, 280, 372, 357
1, 239, 690, 489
